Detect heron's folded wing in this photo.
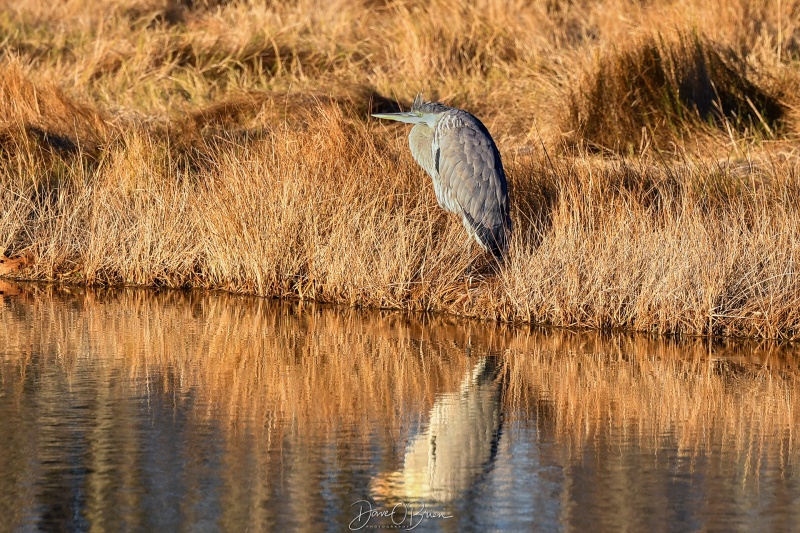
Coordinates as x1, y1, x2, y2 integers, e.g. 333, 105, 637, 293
436, 114, 510, 252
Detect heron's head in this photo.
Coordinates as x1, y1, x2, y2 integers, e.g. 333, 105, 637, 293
371, 94, 448, 128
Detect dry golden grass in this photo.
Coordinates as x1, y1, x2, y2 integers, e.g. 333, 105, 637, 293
3, 0, 800, 338
565, 33, 786, 152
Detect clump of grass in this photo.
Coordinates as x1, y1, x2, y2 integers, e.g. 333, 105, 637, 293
0, 60, 108, 157
565, 33, 785, 152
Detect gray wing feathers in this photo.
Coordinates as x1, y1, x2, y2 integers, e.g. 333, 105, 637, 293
435, 111, 511, 257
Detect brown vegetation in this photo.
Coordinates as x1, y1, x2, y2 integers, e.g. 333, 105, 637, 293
0, 253, 31, 276
566, 33, 786, 152
2, 0, 800, 338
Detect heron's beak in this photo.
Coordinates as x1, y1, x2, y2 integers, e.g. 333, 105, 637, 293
371, 111, 424, 124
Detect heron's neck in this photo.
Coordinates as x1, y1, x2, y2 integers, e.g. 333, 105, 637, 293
420, 113, 439, 128
409, 124, 436, 178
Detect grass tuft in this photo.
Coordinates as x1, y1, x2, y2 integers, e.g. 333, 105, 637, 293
566, 34, 785, 153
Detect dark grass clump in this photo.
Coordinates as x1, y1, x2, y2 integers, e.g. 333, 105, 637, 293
566, 33, 785, 153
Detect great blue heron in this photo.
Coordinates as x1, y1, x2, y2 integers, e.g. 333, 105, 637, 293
372, 95, 512, 260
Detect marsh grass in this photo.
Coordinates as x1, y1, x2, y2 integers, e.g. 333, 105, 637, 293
2, 0, 800, 338
565, 33, 786, 152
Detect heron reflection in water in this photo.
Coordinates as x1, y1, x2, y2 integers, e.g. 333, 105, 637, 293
371, 357, 504, 502
372, 95, 512, 261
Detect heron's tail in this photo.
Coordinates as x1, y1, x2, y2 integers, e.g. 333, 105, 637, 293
463, 212, 511, 263
481, 224, 510, 263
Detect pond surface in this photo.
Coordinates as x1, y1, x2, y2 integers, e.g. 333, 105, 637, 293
1, 282, 799, 532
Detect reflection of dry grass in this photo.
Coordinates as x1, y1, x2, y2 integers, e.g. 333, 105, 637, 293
504, 332, 800, 469
2, 285, 799, 473
0, 285, 480, 445
2, 2, 800, 336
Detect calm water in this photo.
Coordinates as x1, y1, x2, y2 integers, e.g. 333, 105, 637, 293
1, 282, 799, 532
